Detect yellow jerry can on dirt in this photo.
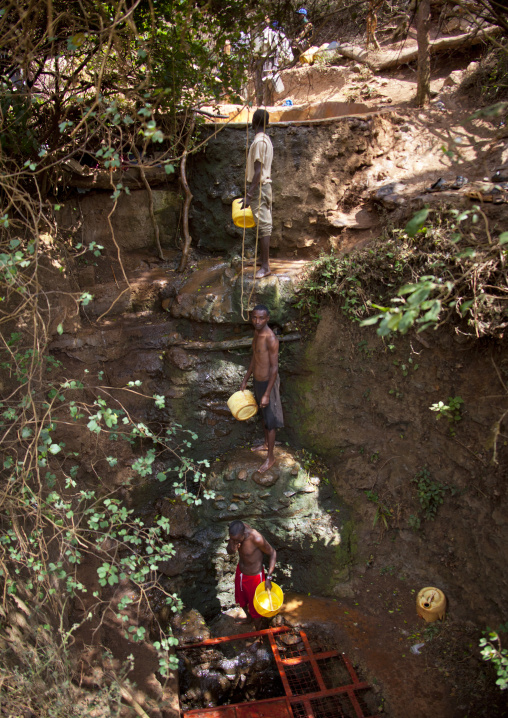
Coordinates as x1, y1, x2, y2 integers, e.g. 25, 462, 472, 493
416, 587, 446, 622
232, 198, 255, 228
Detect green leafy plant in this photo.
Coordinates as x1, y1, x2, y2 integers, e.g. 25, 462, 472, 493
430, 396, 464, 435
408, 513, 421, 531
365, 490, 393, 530
480, 630, 508, 690
411, 468, 446, 521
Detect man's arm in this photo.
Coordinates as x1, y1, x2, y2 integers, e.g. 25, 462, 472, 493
227, 536, 241, 555
243, 159, 262, 208
254, 533, 277, 591
259, 334, 279, 408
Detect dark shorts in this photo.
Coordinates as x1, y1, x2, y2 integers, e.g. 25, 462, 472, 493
253, 375, 284, 430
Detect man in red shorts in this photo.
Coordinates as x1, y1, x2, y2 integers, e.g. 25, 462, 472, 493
227, 520, 277, 630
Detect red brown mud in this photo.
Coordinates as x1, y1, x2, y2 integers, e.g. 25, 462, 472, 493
281, 577, 506, 718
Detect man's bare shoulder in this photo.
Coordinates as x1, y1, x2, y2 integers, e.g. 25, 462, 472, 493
264, 327, 279, 349
247, 528, 265, 545
260, 325, 277, 341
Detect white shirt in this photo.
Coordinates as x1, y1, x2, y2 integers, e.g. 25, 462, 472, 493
246, 132, 273, 185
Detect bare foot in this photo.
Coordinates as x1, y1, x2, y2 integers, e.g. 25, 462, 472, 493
251, 443, 268, 452
258, 456, 276, 473
255, 267, 271, 279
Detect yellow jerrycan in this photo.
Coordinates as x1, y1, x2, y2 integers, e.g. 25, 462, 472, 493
232, 198, 255, 228
254, 581, 284, 618
416, 587, 446, 622
227, 390, 258, 420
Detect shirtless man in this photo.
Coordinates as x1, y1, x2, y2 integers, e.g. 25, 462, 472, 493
240, 304, 284, 473
227, 520, 277, 630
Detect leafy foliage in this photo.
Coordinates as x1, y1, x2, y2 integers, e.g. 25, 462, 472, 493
430, 396, 464, 435
410, 467, 458, 523
296, 206, 508, 339
480, 630, 508, 691
365, 490, 393, 530
0, 0, 272, 712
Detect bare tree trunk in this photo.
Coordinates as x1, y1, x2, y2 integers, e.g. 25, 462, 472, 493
416, 0, 431, 107
334, 26, 501, 71
138, 162, 164, 260
178, 116, 196, 272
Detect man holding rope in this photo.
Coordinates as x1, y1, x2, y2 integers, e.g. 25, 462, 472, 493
242, 108, 273, 279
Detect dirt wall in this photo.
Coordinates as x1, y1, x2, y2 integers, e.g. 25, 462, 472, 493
283, 304, 508, 627
188, 116, 391, 255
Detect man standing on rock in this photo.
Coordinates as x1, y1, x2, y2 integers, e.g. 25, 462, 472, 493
240, 304, 284, 473
227, 520, 277, 630
242, 108, 273, 279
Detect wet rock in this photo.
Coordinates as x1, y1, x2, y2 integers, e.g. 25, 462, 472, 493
167, 346, 197, 371
159, 544, 195, 577
252, 471, 279, 487
155, 497, 197, 538
171, 608, 210, 645
279, 633, 300, 645
237, 469, 248, 480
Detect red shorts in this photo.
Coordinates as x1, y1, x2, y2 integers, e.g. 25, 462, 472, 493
235, 565, 265, 619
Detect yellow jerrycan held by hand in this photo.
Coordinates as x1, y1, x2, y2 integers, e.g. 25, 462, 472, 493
232, 198, 255, 228
254, 581, 284, 618
227, 390, 258, 420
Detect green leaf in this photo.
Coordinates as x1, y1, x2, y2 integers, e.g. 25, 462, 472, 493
456, 247, 475, 259
405, 208, 430, 238
49, 444, 61, 455
468, 101, 508, 120
57, 323, 63, 335
499, 232, 508, 246
360, 315, 381, 327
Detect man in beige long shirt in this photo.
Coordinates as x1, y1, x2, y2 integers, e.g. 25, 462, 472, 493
242, 108, 273, 279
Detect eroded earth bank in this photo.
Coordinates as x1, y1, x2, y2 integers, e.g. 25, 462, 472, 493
30, 97, 508, 718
